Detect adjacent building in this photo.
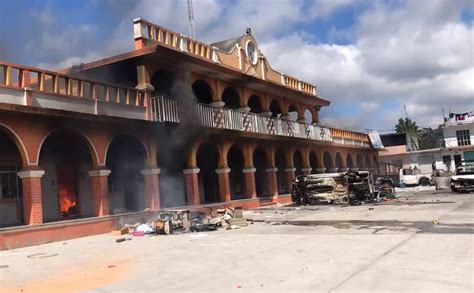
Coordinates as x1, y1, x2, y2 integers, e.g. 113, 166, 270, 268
379, 111, 474, 176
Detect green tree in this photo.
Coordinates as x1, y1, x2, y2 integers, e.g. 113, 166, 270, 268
395, 118, 418, 134
418, 125, 443, 149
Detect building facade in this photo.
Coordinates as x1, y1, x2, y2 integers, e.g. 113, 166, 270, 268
0, 19, 378, 230
378, 112, 474, 176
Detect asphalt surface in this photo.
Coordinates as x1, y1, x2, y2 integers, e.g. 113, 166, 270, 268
1, 190, 473, 292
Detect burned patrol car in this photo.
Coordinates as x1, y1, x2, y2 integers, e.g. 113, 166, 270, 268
291, 171, 375, 205
451, 160, 474, 193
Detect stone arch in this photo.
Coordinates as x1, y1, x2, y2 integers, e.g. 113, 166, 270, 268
346, 153, 354, 169
293, 149, 304, 176
309, 150, 318, 174
222, 87, 241, 109
335, 152, 343, 170
304, 109, 313, 124
0, 123, 28, 166
248, 94, 263, 113
270, 99, 283, 118
192, 80, 214, 104
288, 104, 298, 121
39, 129, 96, 221
0, 126, 25, 226
323, 151, 334, 173
356, 154, 364, 168
39, 128, 99, 168
365, 154, 372, 168
106, 134, 148, 213
151, 69, 176, 96
253, 147, 268, 197
227, 143, 246, 200
275, 149, 287, 194
196, 142, 220, 203
105, 133, 150, 167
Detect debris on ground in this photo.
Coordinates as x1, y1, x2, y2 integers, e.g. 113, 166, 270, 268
112, 207, 246, 239
0, 265, 9, 269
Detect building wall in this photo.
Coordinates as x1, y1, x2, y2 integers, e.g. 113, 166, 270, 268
443, 123, 474, 147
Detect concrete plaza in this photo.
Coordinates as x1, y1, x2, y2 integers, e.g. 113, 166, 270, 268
1, 191, 473, 292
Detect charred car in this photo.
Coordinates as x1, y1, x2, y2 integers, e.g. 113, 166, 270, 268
451, 160, 474, 193
291, 171, 374, 205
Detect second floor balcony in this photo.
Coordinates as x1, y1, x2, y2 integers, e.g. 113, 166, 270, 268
150, 96, 370, 147
0, 61, 371, 148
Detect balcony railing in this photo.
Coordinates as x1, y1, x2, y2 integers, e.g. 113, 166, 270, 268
150, 96, 369, 146
133, 18, 316, 96
0, 61, 146, 107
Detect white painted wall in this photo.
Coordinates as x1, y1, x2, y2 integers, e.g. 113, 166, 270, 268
443, 122, 474, 147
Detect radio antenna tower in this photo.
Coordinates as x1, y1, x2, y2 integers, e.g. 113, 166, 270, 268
187, 0, 196, 39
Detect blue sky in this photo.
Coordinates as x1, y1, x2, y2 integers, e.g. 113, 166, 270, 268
0, 0, 473, 131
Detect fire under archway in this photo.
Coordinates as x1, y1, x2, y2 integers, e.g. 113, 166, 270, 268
39, 130, 94, 221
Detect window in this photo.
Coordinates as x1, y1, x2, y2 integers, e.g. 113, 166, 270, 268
0, 166, 20, 200
456, 130, 471, 146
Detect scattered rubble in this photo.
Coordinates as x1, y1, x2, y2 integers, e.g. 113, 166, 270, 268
113, 207, 247, 240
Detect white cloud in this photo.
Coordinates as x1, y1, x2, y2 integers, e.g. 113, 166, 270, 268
21, 0, 473, 131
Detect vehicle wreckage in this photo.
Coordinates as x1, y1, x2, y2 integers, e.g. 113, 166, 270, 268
451, 160, 474, 193
291, 171, 375, 205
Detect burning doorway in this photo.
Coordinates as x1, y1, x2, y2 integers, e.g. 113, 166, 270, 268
39, 130, 94, 221
56, 163, 77, 217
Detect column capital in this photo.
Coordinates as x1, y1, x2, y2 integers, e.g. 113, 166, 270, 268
297, 118, 307, 123
238, 107, 251, 112
183, 168, 200, 174
284, 168, 296, 172
88, 169, 111, 177
262, 111, 273, 117
265, 167, 278, 173
339, 167, 349, 172
242, 167, 256, 173
215, 168, 231, 174
141, 168, 161, 175
301, 167, 312, 173
18, 170, 45, 179
210, 101, 225, 107
316, 167, 326, 174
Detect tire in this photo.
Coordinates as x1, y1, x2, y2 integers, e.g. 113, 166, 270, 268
419, 177, 430, 186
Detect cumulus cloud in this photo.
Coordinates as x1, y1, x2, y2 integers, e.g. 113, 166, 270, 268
261, 0, 474, 131
2, 0, 472, 132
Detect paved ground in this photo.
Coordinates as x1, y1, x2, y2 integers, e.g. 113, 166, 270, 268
1, 190, 473, 292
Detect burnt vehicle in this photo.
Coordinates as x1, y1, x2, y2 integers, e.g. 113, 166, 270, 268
291, 171, 374, 205
451, 160, 474, 193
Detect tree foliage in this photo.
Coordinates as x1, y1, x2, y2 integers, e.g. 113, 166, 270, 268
394, 118, 443, 150
395, 118, 418, 134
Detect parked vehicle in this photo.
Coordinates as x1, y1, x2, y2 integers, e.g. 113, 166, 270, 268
451, 160, 474, 193
399, 168, 432, 187
433, 169, 452, 190
291, 171, 374, 205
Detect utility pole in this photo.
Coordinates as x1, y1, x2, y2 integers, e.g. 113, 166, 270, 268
187, 0, 196, 39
